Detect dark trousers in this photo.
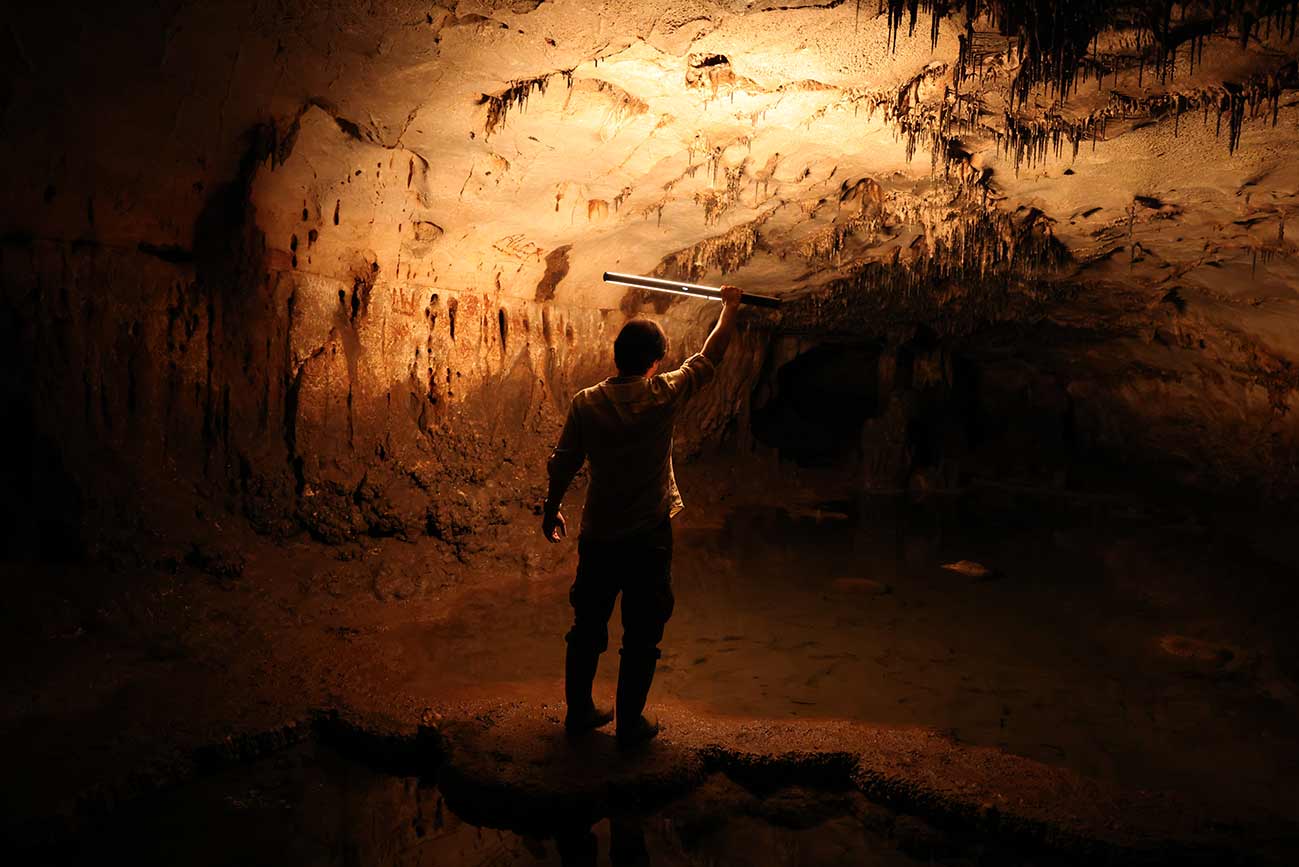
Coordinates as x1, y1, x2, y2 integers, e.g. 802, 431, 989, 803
565, 518, 675, 664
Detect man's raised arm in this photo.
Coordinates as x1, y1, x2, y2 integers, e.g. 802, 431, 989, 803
700, 284, 743, 367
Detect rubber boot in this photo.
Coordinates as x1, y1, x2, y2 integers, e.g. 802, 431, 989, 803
615, 652, 660, 750
564, 643, 613, 735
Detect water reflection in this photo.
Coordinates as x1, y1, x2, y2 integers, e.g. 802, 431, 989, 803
59, 739, 932, 866
57, 739, 660, 866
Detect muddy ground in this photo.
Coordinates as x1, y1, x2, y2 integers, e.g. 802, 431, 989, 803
3, 454, 1298, 864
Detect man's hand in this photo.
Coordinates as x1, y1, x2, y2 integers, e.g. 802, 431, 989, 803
702, 284, 743, 366
542, 509, 567, 543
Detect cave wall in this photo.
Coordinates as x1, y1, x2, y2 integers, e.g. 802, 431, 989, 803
0, 125, 753, 555
4, 0, 1299, 556
0, 2, 767, 557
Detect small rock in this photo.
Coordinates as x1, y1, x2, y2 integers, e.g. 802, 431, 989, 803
941, 560, 998, 580
1157, 634, 1244, 671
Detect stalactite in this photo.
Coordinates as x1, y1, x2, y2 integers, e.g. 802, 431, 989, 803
782, 198, 1069, 338
752, 1, 1299, 346
694, 190, 725, 226
811, 215, 882, 264
478, 68, 575, 138
797, 183, 886, 265
650, 212, 774, 282
881, 0, 1299, 116
992, 61, 1296, 173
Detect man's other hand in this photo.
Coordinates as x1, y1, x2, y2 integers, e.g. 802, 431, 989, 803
719, 284, 741, 309
542, 510, 567, 543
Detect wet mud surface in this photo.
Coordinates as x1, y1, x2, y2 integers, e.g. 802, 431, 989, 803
3, 460, 1299, 863
387, 480, 1299, 822
54, 738, 1022, 867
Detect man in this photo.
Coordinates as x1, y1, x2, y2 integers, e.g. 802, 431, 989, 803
543, 284, 742, 749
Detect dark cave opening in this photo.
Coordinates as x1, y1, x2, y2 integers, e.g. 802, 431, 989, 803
747, 336, 990, 489
751, 342, 881, 467
746, 330, 1151, 505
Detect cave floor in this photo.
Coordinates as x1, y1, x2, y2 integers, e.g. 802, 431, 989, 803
55, 736, 992, 867
4, 458, 1299, 861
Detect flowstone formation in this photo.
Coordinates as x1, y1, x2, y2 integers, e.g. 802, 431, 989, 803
3, 1, 1298, 554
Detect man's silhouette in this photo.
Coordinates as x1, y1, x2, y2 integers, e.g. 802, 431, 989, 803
543, 285, 742, 748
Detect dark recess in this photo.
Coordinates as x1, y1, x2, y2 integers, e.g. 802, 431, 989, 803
752, 343, 880, 466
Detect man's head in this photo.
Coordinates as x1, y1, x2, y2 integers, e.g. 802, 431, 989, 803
614, 318, 668, 377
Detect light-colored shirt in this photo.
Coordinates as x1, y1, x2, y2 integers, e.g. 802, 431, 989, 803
547, 353, 717, 540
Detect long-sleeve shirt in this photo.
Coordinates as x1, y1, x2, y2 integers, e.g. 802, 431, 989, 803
546, 352, 717, 540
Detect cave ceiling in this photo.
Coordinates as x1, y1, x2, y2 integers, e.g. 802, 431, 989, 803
8, 0, 1299, 338
237, 0, 1299, 325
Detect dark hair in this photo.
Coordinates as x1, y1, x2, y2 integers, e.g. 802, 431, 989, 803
614, 318, 668, 375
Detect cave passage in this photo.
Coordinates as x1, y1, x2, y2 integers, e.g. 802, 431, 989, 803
751, 343, 882, 466
5, 0, 1299, 864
